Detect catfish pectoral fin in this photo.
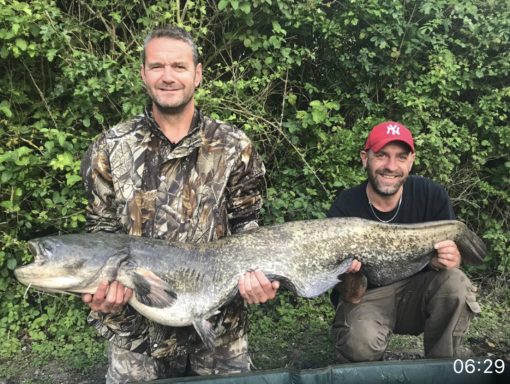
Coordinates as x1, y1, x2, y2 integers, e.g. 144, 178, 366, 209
339, 271, 367, 304
193, 318, 216, 351
131, 269, 177, 308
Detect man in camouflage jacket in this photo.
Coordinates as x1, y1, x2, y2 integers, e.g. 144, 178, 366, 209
80, 26, 278, 383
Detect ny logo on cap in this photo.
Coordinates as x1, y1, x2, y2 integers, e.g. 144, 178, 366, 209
386, 124, 400, 135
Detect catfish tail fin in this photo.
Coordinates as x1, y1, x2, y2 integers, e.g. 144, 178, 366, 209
456, 223, 487, 265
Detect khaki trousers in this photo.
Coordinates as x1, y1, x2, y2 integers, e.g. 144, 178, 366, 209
105, 333, 251, 383
331, 268, 480, 363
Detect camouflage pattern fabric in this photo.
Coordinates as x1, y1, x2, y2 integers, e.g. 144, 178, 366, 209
81, 107, 265, 360
106, 334, 251, 383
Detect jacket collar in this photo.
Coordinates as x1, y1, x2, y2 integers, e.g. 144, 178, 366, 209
144, 105, 203, 159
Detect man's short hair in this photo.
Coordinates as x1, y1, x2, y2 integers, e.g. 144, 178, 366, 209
141, 25, 199, 66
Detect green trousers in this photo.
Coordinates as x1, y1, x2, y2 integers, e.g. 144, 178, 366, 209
331, 268, 480, 363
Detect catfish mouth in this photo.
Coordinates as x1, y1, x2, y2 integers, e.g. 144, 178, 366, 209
17, 238, 116, 295
27, 239, 48, 263
14, 240, 43, 281
15, 240, 79, 292
14, 264, 85, 294
15, 241, 47, 281
27, 240, 38, 255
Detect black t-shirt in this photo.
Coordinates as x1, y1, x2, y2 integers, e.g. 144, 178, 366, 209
327, 175, 455, 306
327, 175, 455, 223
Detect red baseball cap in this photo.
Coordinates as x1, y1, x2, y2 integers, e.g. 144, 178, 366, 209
364, 121, 414, 153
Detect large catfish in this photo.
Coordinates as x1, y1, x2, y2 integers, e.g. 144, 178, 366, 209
15, 218, 485, 349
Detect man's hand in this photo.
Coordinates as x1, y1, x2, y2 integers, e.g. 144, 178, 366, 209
238, 270, 280, 304
430, 240, 461, 270
82, 280, 133, 314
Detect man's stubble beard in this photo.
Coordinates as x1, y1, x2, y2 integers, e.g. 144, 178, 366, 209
367, 167, 407, 197
151, 91, 195, 116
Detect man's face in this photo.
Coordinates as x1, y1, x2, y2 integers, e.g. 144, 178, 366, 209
361, 142, 415, 196
140, 37, 202, 114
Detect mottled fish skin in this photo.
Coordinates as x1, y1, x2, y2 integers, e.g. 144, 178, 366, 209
15, 217, 485, 349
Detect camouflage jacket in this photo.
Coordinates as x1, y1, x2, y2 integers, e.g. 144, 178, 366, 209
80, 107, 266, 359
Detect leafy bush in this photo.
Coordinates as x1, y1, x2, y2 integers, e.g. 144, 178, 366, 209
1, 0, 508, 364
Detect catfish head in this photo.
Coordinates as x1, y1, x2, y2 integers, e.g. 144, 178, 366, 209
15, 233, 129, 295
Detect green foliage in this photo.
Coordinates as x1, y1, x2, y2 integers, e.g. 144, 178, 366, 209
0, 0, 508, 367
